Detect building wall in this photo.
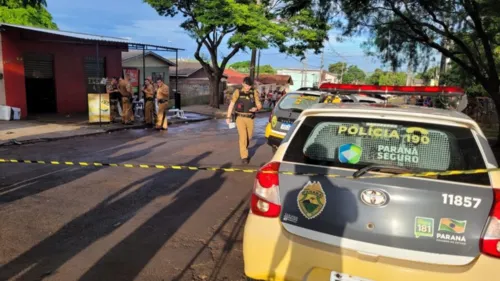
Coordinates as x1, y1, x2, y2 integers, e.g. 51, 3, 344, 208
170, 76, 226, 106
278, 69, 322, 91
1, 28, 126, 117
122, 56, 170, 87
123, 55, 167, 67
0, 32, 5, 105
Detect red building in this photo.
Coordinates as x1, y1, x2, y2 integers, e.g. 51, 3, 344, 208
0, 23, 181, 118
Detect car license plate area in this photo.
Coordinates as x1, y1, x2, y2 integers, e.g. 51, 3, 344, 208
280, 123, 292, 131
330, 271, 373, 281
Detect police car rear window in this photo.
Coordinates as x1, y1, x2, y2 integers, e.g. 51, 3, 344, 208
283, 116, 490, 185
278, 93, 321, 111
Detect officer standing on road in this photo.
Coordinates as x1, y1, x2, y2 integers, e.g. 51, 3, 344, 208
106, 77, 120, 123
226, 77, 262, 164
155, 78, 170, 130
118, 76, 134, 125
142, 77, 155, 126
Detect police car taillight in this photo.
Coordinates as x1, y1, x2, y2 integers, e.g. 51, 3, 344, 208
481, 188, 500, 258
251, 162, 281, 218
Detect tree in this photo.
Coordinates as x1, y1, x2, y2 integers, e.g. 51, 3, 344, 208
0, 0, 57, 29
229, 60, 276, 74
441, 62, 487, 97
343, 65, 366, 84
417, 66, 440, 85
367, 68, 383, 85
379, 72, 407, 86
282, 0, 500, 139
0, 0, 45, 6
146, 0, 328, 108
328, 62, 347, 74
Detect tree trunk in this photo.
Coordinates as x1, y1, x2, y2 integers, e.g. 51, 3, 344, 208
209, 75, 221, 109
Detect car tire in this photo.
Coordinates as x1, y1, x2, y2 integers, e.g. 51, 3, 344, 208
271, 146, 277, 154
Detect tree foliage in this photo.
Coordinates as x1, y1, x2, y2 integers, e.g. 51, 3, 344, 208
342, 65, 366, 84
416, 66, 440, 85
0, 0, 56, 29
282, 1, 500, 115
229, 60, 276, 74
367, 68, 383, 85
379, 71, 407, 86
145, 0, 329, 108
328, 62, 347, 74
0, 0, 45, 6
441, 62, 488, 97
367, 68, 407, 85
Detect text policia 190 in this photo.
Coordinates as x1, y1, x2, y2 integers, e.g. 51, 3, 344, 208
337, 125, 430, 145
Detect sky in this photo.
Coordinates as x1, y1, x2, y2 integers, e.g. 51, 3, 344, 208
45, 0, 385, 73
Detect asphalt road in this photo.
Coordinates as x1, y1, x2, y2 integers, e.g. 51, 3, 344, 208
0, 116, 272, 281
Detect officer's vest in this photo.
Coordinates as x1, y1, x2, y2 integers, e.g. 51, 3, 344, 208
235, 89, 256, 113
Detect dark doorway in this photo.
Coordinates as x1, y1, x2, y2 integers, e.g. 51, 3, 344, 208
24, 53, 57, 114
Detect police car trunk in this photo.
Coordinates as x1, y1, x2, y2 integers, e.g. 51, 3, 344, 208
266, 85, 500, 265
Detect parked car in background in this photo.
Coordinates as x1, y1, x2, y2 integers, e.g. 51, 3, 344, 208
265, 84, 386, 153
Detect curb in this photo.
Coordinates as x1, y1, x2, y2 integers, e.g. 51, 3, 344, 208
0, 117, 213, 147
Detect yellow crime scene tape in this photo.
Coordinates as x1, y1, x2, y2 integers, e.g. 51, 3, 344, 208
0, 158, 497, 179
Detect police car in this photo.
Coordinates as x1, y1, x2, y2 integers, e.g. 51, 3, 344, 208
244, 86, 499, 281
265, 85, 385, 153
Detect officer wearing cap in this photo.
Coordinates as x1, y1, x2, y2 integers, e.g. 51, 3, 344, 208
142, 77, 155, 126
106, 77, 120, 123
155, 77, 170, 130
226, 77, 262, 164
118, 75, 134, 125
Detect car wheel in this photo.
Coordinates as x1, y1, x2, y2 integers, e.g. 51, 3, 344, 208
271, 146, 277, 154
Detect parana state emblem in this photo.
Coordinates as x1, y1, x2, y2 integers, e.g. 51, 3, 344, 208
297, 181, 327, 219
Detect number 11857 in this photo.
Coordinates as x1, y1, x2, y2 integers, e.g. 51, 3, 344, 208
442, 193, 481, 208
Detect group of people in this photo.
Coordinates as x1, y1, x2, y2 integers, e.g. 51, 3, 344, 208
260, 88, 286, 109
106, 75, 170, 130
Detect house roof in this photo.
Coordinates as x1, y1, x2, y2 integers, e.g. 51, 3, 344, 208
257, 74, 293, 85
0, 23, 183, 51
122, 50, 176, 66
224, 68, 260, 85
170, 61, 203, 77
170, 61, 227, 78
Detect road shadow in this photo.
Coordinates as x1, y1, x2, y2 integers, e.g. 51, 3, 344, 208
0, 141, 160, 205
0, 152, 212, 281
248, 137, 267, 160
172, 191, 251, 281
77, 162, 231, 281
264, 144, 359, 280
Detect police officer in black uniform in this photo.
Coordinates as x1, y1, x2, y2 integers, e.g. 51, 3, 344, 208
226, 77, 262, 164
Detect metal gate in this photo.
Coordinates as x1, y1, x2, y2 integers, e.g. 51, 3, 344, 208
84, 56, 106, 78
84, 56, 106, 93
23, 53, 54, 79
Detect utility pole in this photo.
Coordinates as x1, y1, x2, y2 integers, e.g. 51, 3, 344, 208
304, 53, 308, 87
406, 60, 413, 86
340, 62, 345, 83
256, 49, 261, 79
320, 48, 324, 84
301, 59, 305, 87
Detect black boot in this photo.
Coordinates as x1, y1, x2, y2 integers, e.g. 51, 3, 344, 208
241, 158, 249, 164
